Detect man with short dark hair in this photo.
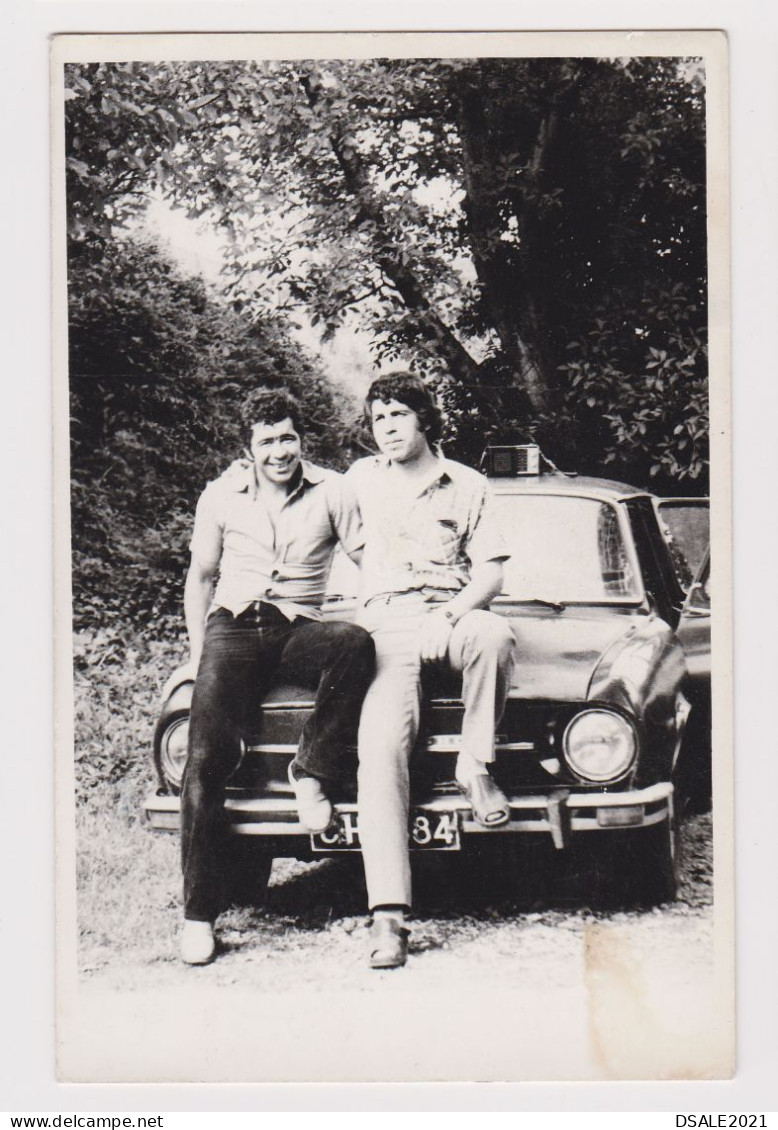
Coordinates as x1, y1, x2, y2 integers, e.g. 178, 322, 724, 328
347, 373, 516, 969
180, 388, 374, 965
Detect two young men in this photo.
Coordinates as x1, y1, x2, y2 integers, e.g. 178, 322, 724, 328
180, 375, 515, 969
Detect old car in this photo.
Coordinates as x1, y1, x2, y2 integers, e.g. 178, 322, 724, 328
145, 446, 705, 907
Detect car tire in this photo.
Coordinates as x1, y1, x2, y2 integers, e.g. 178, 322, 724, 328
221, 838, 274, 910
584, 813, 679, 910
620, 815, 680, 908
153, 708, 190, 795
676, 701, 712, 815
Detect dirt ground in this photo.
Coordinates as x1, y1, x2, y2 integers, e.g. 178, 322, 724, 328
82, 813, 714, 990
63, 809, 728, 1080
66, 813, 730, 1082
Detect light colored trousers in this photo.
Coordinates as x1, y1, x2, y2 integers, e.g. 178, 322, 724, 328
357, 592, 516, 908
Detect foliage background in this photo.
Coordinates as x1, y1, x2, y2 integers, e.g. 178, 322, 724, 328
65, 57, 708, 477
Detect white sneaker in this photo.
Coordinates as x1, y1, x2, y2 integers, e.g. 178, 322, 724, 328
288, 763, 333, 833
181, 920, 216, 965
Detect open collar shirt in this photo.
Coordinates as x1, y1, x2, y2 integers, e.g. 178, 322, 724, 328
189, 460, 364, 621
345, 454, 508, 606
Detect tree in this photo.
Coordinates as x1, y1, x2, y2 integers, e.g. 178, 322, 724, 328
64, 56, 709, 489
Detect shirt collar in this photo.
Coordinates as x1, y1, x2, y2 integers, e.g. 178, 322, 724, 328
235, 458, 325, 500
375, 452, 453, 493
299, 460, 326, 485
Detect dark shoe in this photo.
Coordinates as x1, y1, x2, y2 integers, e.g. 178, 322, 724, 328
180, 920, 216, 965
369, 916, 409, 970
457, 773, 510, 828
288, 762, 333, 833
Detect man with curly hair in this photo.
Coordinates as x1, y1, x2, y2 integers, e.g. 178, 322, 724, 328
347, 373, 516, 969
179, 388, 374, 965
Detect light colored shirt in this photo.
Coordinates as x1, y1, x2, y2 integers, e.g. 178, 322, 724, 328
345, 455, 508, 605
189, 460, 364, 620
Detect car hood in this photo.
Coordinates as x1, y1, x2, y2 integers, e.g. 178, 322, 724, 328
504, 607, 645, 702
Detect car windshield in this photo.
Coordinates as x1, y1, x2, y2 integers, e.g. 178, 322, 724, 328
325, 493, 643, 605
492, 494, 642, 604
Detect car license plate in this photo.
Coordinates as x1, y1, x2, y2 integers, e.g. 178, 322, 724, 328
311, 810, 461, 852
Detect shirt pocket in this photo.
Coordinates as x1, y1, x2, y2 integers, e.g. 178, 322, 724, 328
423, 515, 462, 566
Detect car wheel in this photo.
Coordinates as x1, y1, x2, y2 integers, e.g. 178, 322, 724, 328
220, 838, 274, 910
584, 813, 679, 910
675, 701, 712, 815
153, 709, 190, 795
620, 816, 680, 907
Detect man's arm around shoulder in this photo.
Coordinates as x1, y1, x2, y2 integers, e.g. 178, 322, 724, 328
327, 465, 366, 567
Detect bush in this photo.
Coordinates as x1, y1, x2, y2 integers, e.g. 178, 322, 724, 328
73, 623, 186, 803
69, 234, 354, 629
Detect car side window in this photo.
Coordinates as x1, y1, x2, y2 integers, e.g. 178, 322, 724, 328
597, 504, 634, 596
656, 500, 710, 594
686, 555, 711, 612
626, 497, 686, 627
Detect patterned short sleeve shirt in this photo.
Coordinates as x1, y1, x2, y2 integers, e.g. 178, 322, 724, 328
189, 461, 364, 620
345, 455, 508, 604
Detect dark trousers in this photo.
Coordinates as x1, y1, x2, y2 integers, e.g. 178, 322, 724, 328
181, 603, 375, 922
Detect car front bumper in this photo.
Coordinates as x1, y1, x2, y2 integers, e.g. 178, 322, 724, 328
143, 782, 673, 851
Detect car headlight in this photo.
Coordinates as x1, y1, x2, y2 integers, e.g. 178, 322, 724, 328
562, 709, 636, 782
159, 716, 190, 789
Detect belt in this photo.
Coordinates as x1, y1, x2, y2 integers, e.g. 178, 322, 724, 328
240, 600, 290, 622
363, 588, 454, 608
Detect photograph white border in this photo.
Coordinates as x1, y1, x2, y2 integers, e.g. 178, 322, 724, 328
3, 0, 777, 1112
51, 27, 733, 1087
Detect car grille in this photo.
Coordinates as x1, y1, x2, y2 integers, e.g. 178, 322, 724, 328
226, 698, 584, 796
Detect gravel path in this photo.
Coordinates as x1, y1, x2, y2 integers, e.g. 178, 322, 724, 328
82, 814, 714, 991
66, 814, 726, 1082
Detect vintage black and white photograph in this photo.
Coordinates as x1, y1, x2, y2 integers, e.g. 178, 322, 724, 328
52, 31, 731, 1083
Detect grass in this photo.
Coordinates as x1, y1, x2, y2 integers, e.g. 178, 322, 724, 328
77, 787, 182, 971
74, 625, 188, 970
73, 625, 185, 803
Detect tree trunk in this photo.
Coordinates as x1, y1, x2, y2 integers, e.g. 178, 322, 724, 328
456, 62, 585, 413
300, 71, 484, 389
457, 77, 548, 412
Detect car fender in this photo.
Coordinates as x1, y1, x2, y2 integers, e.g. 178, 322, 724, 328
586, 614, 689, 784
153, 678, 194, 793
160, 666, 196, 709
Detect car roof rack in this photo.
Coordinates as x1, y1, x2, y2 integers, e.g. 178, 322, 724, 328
481, 444, 577, 478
